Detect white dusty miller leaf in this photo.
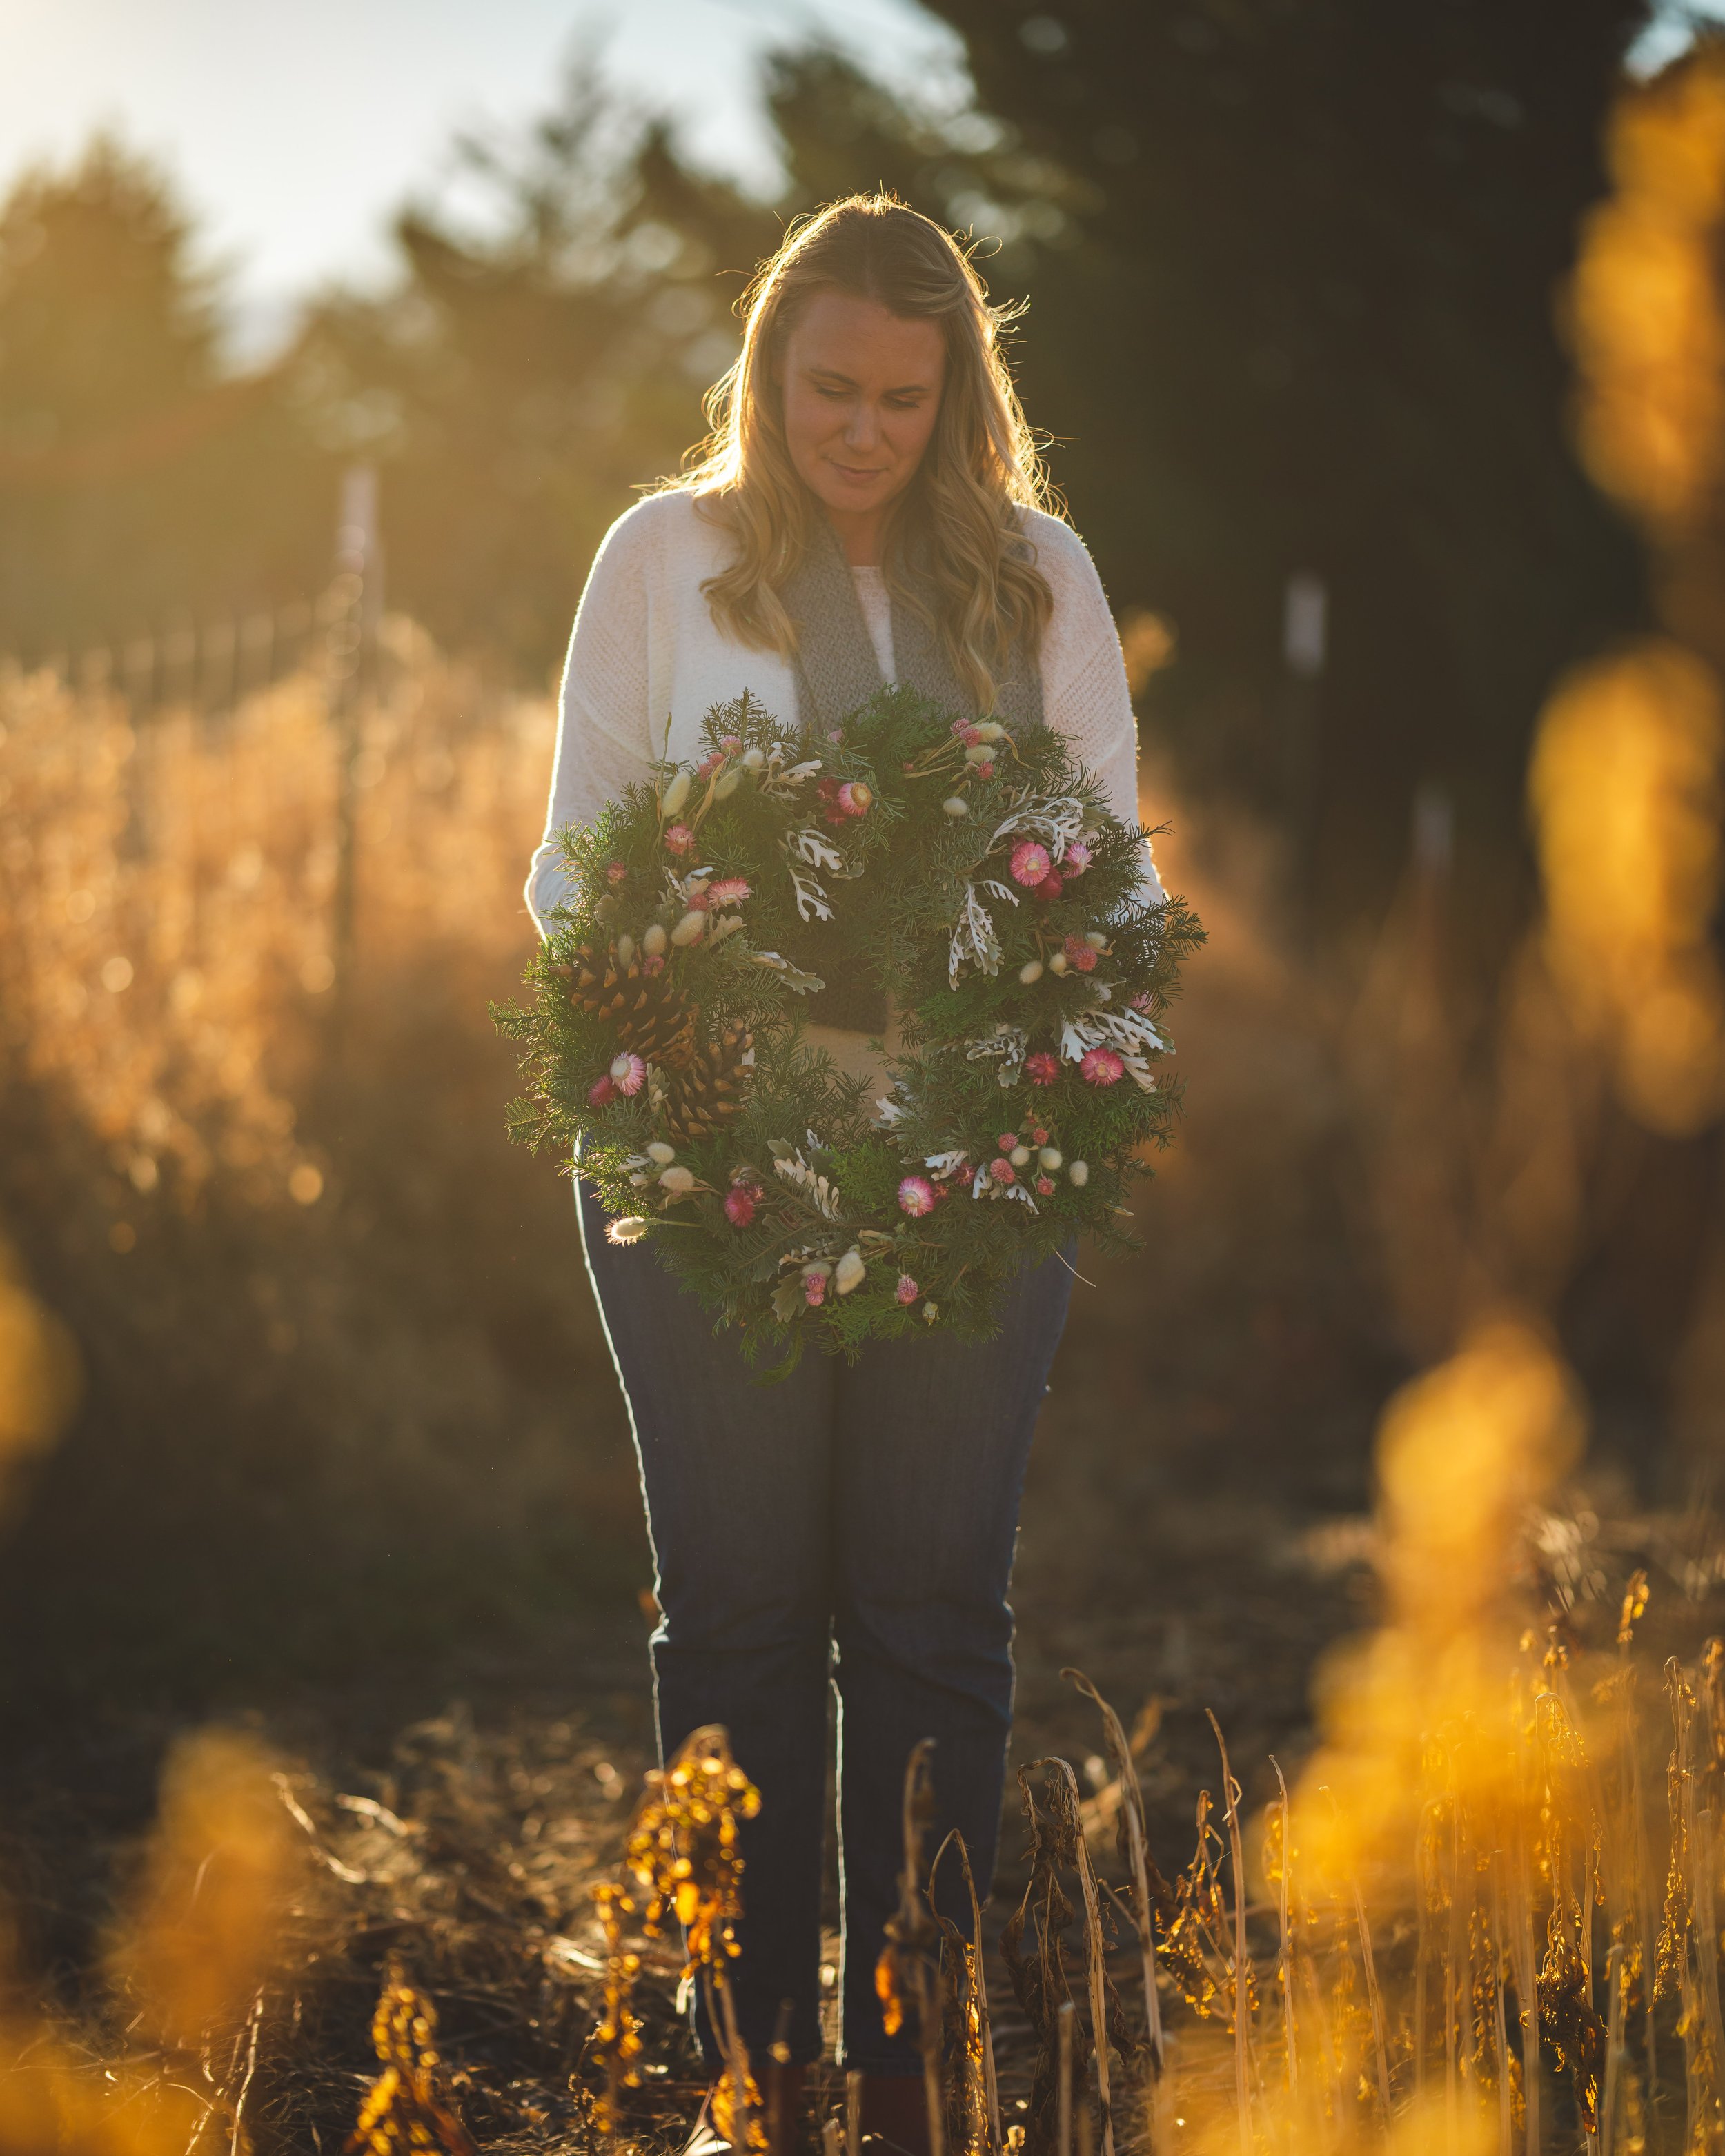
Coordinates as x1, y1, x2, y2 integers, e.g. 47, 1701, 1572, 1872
751, 950, 827, 994
967, 1161, 1039, 1215
990, 795, 1091, 860
788, 828, 845, 872
760, 755, 824, 799
787, 864, 832, 924
949, 882, 1005, 986
965, 1023, 1029, 1087
1058, 1006, 1165, 1091
773, 1148, 844, 1222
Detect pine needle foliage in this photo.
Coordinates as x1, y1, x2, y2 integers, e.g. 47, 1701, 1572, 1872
496, 688, 1203, 1369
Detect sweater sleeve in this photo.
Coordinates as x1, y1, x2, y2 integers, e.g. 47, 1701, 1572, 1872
524, 503, 664, 934
1029, 514, 1166, 904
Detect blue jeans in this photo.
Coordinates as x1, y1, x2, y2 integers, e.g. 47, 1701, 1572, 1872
577, 1180, 1074, 2075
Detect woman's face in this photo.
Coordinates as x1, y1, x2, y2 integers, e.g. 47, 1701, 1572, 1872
777, 292, 947, 531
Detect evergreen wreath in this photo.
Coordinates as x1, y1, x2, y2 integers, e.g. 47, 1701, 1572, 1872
497, 689, 1204, 1369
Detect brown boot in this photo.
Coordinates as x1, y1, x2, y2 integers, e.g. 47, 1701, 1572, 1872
766, 2062, 807, 2156
685, 2065, 807, 2156
860, 2074, 932, 2156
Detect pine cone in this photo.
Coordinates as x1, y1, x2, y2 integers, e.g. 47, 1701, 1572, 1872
665, 1023, 754, 1142
562, 939, 696, 1069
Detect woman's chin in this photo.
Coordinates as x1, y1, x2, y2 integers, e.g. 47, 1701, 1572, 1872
811, 472, 895, 516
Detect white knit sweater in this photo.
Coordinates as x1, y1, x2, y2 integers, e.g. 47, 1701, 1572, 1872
525, 490, 1159, 933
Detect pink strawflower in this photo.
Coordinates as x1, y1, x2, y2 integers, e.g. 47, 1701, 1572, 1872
1033, 871, 1064, 902
961, 724, 984, 747
805, 1274, 827, 1307
697, 750, 724, 776
1036, 1176, 1056, 1196
605, 861, 628, 886
974, 761, 994, 780
1025, 1053, 1061, 1087
588, 1075, 618, 1107
1010, 841, 1052, 888
609, 1052, 647, 1096
707, 876, 751, 906
685, 887, 711, 910
1063, 840, 1092, 876
724, 1185, 758, 1227
1081, 1047, 1125, 1087
898, 1176, 936, 1218
642, 952, 665, 975
664, 823, 695, 856
837, 781, 873, 816
896, 1275, 919, 1306
998, 1132, 1018, 1152
988, 1157, 1016, 1185
720, 735, 742, 753
1032, 1126, 1049, 1143
1063, 935, 1098, 973
950, 718, 970, 737
1130, 990, 1154, 1012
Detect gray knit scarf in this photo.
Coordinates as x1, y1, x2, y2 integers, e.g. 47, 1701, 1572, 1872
780, 509, 1045, 739
778, 511, 1045, 1029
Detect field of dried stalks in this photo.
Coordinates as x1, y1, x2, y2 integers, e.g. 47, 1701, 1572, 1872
5, 624, 1725, 2155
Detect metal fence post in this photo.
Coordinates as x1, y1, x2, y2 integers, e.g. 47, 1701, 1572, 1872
1281, 569, 1328, 938
326, 464, 381, 1027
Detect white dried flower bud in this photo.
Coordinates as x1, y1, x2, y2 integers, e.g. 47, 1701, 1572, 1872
642, 922, 668, 957
741, 746, 766, 771
942, 796, 969, 818
658, 1165, 696, 1195
614, 933, 635, 969
670, 911, 707, 946
1009, 1145, 1032, 1168
800, 1258, 833, 1280
974, 721, 1006, 742
1047, 951, 1069, 976
713, 767, 742, 799
964, 742, 994, 764
607, 1216, 649, 1244
1018, 959, 1044, 985
646, 1142, 677, 1165
834, 1248, 866, 1296
1085, 931, 1107, 951
661, 769, 691, 817
1067, 1160, 1090, 1187
1038, 1146, 1063, 1171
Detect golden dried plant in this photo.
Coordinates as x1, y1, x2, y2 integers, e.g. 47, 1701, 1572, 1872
623, 1726, 764, 2151
0, 1233, 80, 1492
345, 1973, 477, 2156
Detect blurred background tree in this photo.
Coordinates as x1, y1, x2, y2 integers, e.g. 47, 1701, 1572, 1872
0, 138, 333, 652
914, 0, 1655, 934
0, 8, 1661, 942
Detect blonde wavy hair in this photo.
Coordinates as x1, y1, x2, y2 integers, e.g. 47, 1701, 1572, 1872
662, 194, 1056, 712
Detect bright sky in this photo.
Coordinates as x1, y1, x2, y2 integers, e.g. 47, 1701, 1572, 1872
2, 0, 1718, 354
1, 0, 965, 346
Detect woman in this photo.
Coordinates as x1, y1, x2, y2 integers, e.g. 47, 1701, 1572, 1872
526, 196, 1156, 2150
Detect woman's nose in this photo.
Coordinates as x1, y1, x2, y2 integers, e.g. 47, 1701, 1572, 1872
843, 402, 883, 451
